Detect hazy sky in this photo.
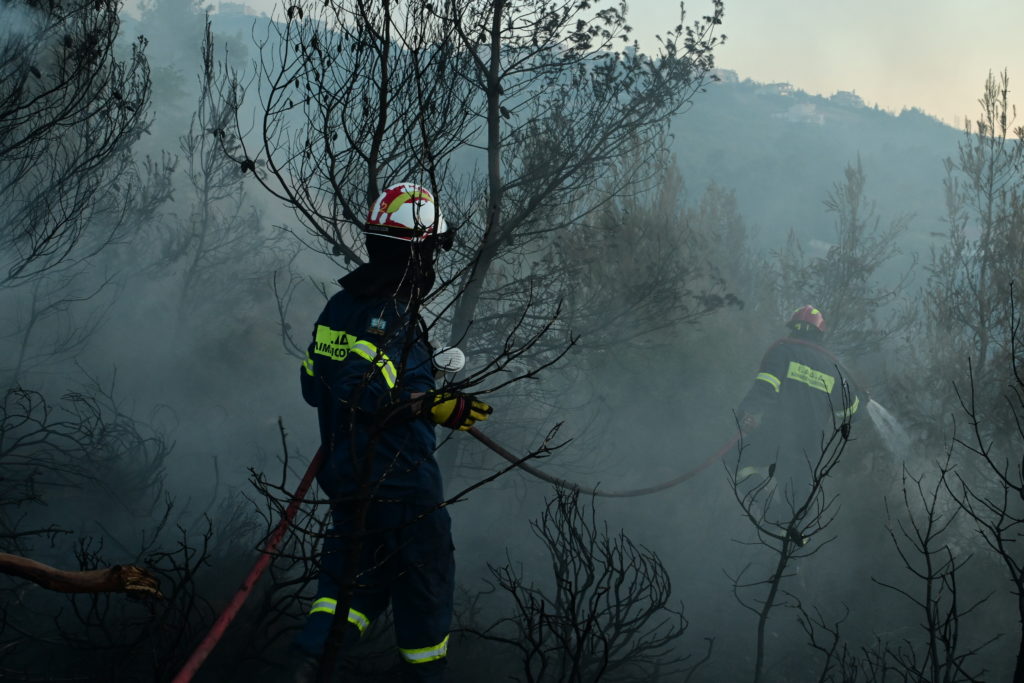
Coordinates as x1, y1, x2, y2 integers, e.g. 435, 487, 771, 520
196, 0, 1023, 128
688, 0, 1024, 128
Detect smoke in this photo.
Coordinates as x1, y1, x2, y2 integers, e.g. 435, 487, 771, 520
0, 3, 41, 42
1, 2, 1021, 680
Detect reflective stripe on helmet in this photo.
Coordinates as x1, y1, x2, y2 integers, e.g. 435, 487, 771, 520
384, 188, 432, 214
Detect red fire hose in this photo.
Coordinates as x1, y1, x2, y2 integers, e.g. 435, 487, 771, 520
171, 447, 325, 683
173, 429, 740, 679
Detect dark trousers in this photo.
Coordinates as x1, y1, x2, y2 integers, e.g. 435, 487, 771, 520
295, 502, 455, 682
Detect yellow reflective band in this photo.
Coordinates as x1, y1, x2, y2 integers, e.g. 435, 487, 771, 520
310, 597, 337, 615
786, 361, 834, 393
385, 189, 431, 214
399, 634, 449, 664
308, 599, 370, 634
756, 372, 781, 393
350, 340, 398, 389
302, 351, 315, 377
313, 325, 398, 389
737, 466, 766, 482
347, 608, 370, 634
835, 395, 861, 420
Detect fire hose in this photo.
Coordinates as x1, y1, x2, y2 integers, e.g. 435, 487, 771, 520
172, 429, 739, 681
469, 427, 741, 497
171, 447, 326, 683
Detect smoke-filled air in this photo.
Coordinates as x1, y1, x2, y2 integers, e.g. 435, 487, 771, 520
2, 0, 1022, 681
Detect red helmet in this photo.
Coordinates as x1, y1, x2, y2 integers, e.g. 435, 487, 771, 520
788, 305, 826, 333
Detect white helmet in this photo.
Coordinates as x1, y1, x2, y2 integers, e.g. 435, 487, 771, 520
364, 183, 451, 248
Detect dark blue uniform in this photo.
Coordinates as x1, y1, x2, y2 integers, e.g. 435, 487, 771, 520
738, 336, 864, 487
294, 279, 453, 681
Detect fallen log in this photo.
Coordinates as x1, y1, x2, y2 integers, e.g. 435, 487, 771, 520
0, 552, 162, 597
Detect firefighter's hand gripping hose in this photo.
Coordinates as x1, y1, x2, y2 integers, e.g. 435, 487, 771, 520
427, 391, 493, 430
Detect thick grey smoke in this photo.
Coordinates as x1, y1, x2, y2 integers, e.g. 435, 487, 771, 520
1, 2, 1020, 681
0, 3, 40, 39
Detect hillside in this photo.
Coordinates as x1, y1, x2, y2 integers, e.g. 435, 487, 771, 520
670, 70, 964, 262
159, 11, 966, 270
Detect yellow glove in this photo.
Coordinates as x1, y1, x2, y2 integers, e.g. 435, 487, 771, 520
428, 392, 493, 431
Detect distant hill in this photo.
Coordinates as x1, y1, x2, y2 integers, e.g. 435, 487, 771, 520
130, 6, 965, 272
670, 70, 964, 263
197, 11, 966, 260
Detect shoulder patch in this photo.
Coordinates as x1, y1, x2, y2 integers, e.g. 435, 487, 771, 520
367, 317, 388, 335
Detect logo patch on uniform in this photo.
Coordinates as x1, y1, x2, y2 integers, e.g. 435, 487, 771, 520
786, 361, 835, 393
313, 325, 351, 360
368, 317, 387, 335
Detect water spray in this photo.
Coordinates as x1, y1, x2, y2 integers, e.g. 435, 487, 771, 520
865, 398, 913, 461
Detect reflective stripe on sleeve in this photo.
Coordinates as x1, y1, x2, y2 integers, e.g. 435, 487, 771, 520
313, 325, 398, 389
399, 634, 449, 664
756, 372, 781, 393
835, 395, 861, 421
302, 351, 315, 377
351, 340, 398, 389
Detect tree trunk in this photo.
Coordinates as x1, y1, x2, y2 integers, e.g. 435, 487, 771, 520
449, 0, 506, 345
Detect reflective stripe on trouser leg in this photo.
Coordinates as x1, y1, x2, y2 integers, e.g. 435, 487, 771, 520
347, 607, 370, 634
399, 634, 449, 664
391, 507, 454, 678
307, 598, 371, 635
309, 597, 337, 615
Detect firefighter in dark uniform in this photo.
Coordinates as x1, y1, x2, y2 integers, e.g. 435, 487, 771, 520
290, 183, 492, 682
736, 306, 864, 492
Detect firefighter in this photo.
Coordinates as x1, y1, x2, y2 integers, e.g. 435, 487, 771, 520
735, 306, 864, 492
289, 183, 492, 682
